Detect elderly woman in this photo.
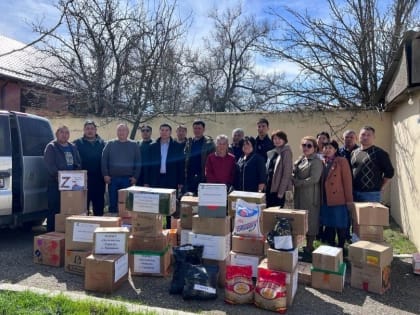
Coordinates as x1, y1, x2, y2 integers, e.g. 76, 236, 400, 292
44, 125, 81, 231
320, 140, 353, 249
235, 136, 266, 192
293, 136, 323, 254
266, 130, 293, 208
205, 134, 236, 188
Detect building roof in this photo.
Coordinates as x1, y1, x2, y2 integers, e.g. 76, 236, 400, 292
0, 34, 58, 87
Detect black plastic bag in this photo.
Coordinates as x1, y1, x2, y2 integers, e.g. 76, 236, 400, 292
169, 244, 204, 294
182, 264, 219, 300
267, 216, 294, 251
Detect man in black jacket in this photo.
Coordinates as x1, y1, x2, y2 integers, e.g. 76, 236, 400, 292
74, 120, 106, 216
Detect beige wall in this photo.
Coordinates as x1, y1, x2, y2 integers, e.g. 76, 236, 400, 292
390, 93, 420, 250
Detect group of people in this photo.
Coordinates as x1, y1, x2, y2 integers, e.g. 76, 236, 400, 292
43, 118, 394, 256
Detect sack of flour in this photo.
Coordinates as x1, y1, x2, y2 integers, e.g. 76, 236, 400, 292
233, 199, 263, 237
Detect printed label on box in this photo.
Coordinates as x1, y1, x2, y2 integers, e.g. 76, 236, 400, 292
198, 184, 227, 206
114, 254, 128, 282
194, 284, 216, 294
59, 171, 86, 190
274, 235, 293, 250
133, 193, 159, 213
73, 222, 100, 242
133, 255, 160, 273
95, 233, 126, 254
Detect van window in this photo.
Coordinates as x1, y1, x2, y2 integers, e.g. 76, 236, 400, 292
0, 115, 11, 156
18, 116, 53, 156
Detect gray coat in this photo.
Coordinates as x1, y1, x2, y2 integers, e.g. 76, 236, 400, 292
293, 153, 323, 236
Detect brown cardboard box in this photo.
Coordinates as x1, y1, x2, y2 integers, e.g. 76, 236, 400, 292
258, 259, 298, 306
198, 183, 227, 218
180, 196, 198, 229
192, 215, 231, 236
33, 232, 65, 267
203, 258, 227, 288
348, 241, 393, 267
267, 248, 298, 273
353, 224, 384, 242
190, 232, 231, 260
350, 263, 391, 294
231, 235, 265, 256
118, 188, 129, 203
352, 202, 389, 226
118, 203, 132, 225
228, 191, 266, 216
128, 230, 169, 251
60, 190, 87, 214
413, 253, 420, 275
125, 186, 176, 215
55, 213, 86, 233
297, 261, 312, 285
129, 247, 171, 276
170, 217, 181, 230
64, 249, 91, 275
65, 216, 121, 251
262, 208, 308, 235
85, 253, 128, 293
312, 245, 343, 272
311, 263, 346, 293
58, 170, 87, 191
130, 212, 163, 236
229, 251, 264, 277
93, 227, 129, 254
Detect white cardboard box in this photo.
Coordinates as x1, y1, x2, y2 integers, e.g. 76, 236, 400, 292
179, 229, 192, 245
229, 251, 263, 277
190, 232, 231, 260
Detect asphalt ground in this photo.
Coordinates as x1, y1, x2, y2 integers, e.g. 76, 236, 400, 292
0, 227, 419, 315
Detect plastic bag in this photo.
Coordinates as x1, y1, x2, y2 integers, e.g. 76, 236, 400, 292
267, 216, 294, 251
225, 265, 254, 304
182, 264, 219, 300
254, 267, 287, 313
169, 244, 204, 294
233, 199, 263, 237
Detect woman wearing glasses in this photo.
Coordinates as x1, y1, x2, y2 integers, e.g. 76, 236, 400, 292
293, 136, 323, 254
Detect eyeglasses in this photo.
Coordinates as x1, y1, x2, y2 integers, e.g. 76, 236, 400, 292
301, 143, 313, 149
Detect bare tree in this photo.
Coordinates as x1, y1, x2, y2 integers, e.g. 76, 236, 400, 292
187, 4, 284, 112
264, 0, 418, 110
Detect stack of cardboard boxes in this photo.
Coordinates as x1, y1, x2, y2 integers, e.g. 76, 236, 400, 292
85, 226, 130, 293
311, 245, 346, 292
228, 191, 266, 279
124, 186, 176, 277
352, 202, 389, 242
178, 195, 198, 245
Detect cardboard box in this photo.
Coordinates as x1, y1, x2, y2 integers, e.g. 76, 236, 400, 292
258, 259, 298, 306
60, 190, 87, 214
130, 212, 163, 236
350, 263, 391, 294
129, 246, 171, 276
58, 170, 87, 191
118, 188, 129, 203
118, 203, 132, 225
198, 183, 227, 218
203, 258, 227, 288
231, 235, 265, 256
413, 253, 420, 275
93, 227, 129, 254
353, 224, 384, 242
33, 232, 65, 267
297, 261, 312, 285
170, 217, 181, 230
55, 213, 86, 233
267, 248, 298, 273
190, 232, 231, 260
311, 263, 346, 293
352, 202, 389, 226
228, 191, 266, 216
128, 231, 169, 252
64, 249, 91, 275
85, 253, 128, 293
263, 235, 306, 256
180, 196, 198, 229
179, 229, 192, 245
65, 216, 121, 251
192, 215, 231, 236
348, 241, 393, 267
229, 251, 263, 277
262, 208, 308, 235
312, 245, 343, 272
125, 186, 176, 215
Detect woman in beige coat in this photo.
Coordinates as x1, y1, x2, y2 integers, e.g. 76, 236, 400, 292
293, 136, 323, 253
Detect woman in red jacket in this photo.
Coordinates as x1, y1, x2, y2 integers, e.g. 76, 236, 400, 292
320, 140, 353, 249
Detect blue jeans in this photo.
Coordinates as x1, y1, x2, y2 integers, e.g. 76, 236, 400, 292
354, 191, 381, 202
108, 176, 131, 213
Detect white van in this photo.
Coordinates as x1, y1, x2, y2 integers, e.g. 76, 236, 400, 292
0, 111, 54, 228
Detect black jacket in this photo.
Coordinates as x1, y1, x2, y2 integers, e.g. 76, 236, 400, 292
73, 135, 106, 179
235, 152, 267, 192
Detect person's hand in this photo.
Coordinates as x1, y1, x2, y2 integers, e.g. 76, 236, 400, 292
104, 176, 111, 184
129, 177, 137, 185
